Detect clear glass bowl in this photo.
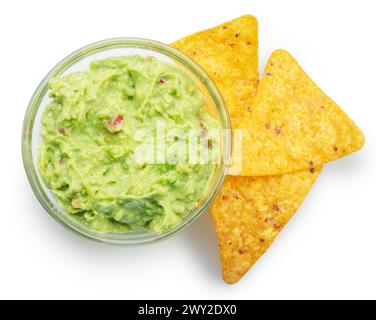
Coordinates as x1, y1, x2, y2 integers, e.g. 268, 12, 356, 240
22, 38, 231, 245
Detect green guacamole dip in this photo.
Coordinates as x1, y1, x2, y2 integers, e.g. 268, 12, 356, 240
38, 56, 219, 233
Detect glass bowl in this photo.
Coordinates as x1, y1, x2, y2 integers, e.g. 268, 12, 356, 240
22, 38, 231, 245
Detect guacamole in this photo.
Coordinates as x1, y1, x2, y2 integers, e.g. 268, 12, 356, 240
38, 56, 219, 233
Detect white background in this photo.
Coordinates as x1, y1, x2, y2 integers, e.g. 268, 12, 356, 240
1, 0, 375, 300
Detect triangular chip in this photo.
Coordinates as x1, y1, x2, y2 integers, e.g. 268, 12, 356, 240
239, 50, 365, 176
172, 15, 259, 129
211, 168, 322, 284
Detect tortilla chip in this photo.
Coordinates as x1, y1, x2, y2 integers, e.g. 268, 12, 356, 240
239, 50, 365, 176
172, 15, 259, 174
211, 167, 322, 284
172, 15, 259, 129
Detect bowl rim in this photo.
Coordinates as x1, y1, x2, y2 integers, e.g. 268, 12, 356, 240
21, 37, 232, 246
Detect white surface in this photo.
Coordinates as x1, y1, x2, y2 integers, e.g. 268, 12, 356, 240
1, 0, 375, 300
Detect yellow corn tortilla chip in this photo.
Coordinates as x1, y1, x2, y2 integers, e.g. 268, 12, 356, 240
211, 167, 322, 284
239, 50, 365, 176
172, 15, 259, 174
172, 15, 259, 129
